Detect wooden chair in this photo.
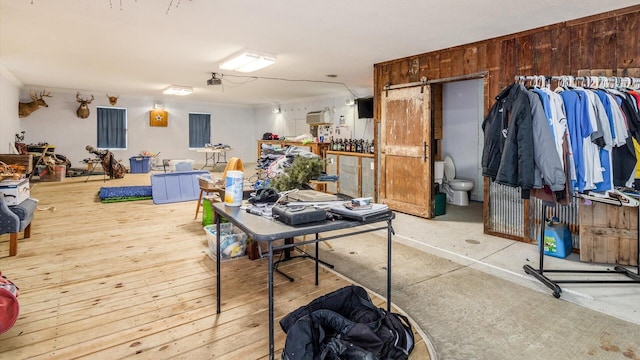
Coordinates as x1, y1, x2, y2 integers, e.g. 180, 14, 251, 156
194, 176, 224, 219
194, 157, 244, 219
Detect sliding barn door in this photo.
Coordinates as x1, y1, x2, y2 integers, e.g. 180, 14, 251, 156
379, 86, 433, 218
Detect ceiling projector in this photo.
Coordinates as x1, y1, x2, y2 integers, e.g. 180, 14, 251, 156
207, 73, 222, 85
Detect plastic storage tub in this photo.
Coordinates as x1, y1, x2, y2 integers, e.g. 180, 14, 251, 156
129, 156, 151, 173
168, 159, 194, 172
39, 165, 65, 182
204, 224, 247, 260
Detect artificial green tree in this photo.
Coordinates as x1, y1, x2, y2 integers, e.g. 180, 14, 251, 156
269, 156, 323, 192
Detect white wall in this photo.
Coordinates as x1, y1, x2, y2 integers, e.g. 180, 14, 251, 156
0, 66, 22, 153
17, 87, 256, 168
442, 79, 484, 202
253, 95, 375, 145
4, 74, 374, 170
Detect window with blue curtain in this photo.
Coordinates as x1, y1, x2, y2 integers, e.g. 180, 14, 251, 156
97, 107, 127, 149
189, 113, 211, 148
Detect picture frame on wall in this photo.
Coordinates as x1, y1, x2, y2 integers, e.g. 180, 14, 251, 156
150, 109, 168, 127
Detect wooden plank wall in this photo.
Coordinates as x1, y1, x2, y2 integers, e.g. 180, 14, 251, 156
373, 5, 640, 245
373, 5, 640, 120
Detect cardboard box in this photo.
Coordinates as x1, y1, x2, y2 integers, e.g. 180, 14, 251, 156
0, 178, 30, 205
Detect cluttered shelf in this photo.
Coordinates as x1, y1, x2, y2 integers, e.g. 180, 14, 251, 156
326, 150, 373, 158
256, 140, 329, 160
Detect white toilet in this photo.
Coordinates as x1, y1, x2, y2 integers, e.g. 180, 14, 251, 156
434, 156, 474, 206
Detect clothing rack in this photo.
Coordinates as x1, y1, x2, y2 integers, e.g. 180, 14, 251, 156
523, 202, 640, 298
508, 73, 640, 296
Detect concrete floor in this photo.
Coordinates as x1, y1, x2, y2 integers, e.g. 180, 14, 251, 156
310, 201, 640, 360
223, 162, 639, 359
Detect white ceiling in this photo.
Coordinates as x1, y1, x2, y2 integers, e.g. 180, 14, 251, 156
1, 1, 637, 106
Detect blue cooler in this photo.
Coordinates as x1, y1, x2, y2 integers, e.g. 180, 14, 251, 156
538, 219, 572, 258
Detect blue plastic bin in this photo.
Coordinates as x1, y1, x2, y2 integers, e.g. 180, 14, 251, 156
129, 156, 151, 173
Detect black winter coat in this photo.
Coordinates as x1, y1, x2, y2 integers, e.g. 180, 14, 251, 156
482, 83, 535, 199
481, 97, 505, 179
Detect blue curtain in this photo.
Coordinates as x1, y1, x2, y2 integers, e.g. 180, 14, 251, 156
97, 107, 127, 149
189, 113, 211, 148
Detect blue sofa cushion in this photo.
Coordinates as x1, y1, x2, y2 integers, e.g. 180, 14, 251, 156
9, 199, 37, 221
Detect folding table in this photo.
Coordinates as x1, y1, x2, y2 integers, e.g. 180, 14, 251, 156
212, 202, 395, 360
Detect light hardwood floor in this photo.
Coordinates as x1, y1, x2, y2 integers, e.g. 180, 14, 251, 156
0, 173, 431, 359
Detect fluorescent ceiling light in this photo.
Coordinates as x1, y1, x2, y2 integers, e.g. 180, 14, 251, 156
219, 49, 276, 73
163, 85, 193, 96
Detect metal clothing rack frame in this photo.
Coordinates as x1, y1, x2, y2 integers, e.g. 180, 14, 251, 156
513, 74, 640, 89
513, 73, 640, 296
523, 202, 640, 298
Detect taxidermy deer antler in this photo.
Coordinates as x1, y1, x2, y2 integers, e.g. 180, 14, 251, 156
18, 90, 52, 118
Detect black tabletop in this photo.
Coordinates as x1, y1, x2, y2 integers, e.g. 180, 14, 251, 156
212, 202, 394, 242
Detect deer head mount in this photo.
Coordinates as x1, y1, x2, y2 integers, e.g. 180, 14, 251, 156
76, 92, 94, 119
107, 94, 119, 106
18, 90, 52, 118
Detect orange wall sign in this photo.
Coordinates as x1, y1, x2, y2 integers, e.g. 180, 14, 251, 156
150, 109, 168, 127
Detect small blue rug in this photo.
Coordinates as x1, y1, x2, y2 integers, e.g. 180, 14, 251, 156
99, 186, 153, 203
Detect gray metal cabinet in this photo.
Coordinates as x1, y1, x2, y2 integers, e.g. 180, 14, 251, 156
325, 153, 338, 194
361, 157, 374, 199
338, 155, 359, 198
326, 151, 375, 199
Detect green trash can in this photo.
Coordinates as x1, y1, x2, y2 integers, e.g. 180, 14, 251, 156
202, 198, 214, 226
435, 193, 446, 216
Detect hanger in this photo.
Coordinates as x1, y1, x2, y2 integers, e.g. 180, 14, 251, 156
607, 77, 618, 89
539, 75, 547, 88
553, 76, 566, 92
598, 76, 608, 89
